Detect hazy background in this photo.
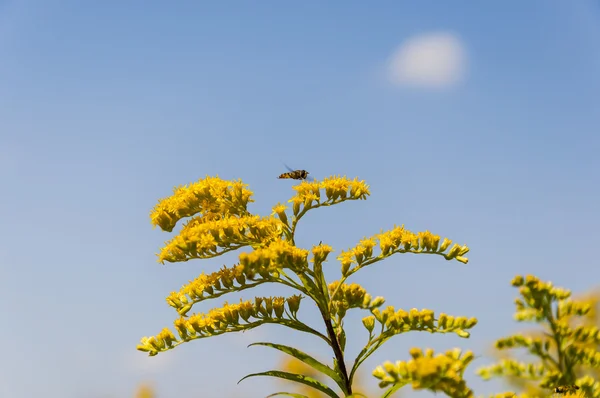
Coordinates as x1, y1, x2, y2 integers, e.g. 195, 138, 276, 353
1, 1, 599, 397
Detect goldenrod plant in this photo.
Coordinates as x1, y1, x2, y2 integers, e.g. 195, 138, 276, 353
477, 275, 600, 398
137, 175, 475, 397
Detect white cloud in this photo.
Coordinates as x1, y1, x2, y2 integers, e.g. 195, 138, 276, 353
387, 32, 467, 88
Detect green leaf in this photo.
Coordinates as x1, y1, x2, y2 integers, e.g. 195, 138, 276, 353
249, 342, 346, 393
337, 327, 347, 352
238, 370, 339, 398
266, 393, 310, 398
381, 382, 406, 398
350, 334, 392, 384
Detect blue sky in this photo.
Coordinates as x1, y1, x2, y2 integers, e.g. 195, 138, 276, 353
1, 1, 599, 397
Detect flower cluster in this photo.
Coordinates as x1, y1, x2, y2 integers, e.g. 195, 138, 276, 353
477, 359, 547, 381
165, 241, 311, 316
158, 215, 285, 263
364, 307, 477, 338
311, 242, 334, 265
166, 264, 259, 316
328, 281, 385, 319
337, 226, 469, 277
372, 347, 475, 398
138, 295, 303, 356
150, 176, 254, 232
287, 176, 370, 216
478, 275, 600, 397
239, 239, 309, 274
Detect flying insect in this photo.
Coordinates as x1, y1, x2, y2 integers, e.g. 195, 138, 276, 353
278, 163, 315, 181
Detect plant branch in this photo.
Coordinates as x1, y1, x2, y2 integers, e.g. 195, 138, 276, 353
322, 313, 352, 395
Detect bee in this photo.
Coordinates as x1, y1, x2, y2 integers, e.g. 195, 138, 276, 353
553, 385, 580, 395
278, 163, 314, 181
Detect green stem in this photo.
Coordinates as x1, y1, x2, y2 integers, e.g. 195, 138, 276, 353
544, 299, 575, 383
322, 314, 352, 395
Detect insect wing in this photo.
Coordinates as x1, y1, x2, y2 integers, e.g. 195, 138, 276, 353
283, 163, 295, 173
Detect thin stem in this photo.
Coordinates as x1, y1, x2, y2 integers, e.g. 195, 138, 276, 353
322, 313, 352, 395
544, 299, 576, 383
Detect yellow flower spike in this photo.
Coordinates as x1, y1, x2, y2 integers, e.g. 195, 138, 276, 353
264, 297, 274, 317
446, 316, 455, 329
418, 231, 436, 251
362, 316, 375, 333
353, 246, 366, 264
148, 336, 165, 350
173, 318, 189, 340
446, 348, 461, 360
287, 294, 302, 316
186, 317, 202, 335
466, 317, 478, 328
271, 203, 288, 225
361, 293, 372, 308
438, 313, 448, 329
439, 237, 453, 252
397, 361, 409, 377
370, 296, 385, 309
150, 176, 254, 232
158, 215, 285, 264
421, 309, 435, 329
454, 316, 467, 328
372, 308, 383, 323
136, 337, 158, 355
272, 297, 285, 318
409, 308, 420, 323
461, 350, 475, 365
381, 306, 395, 324
397, 309, 410, 324
337, 250, 355, 276
410, 347, 424, 359
372, 365, 387, 379
524, 274, 537, 286
222, 306, 234, 323
158, 328, 177, 347
311, 243, 333, 264
455, 329, 470, 338
239, 301, 253, 322
378, 234, 393, 256
359, 237, 376, 258
349, 177, 370, 199
383, 361, 397, 376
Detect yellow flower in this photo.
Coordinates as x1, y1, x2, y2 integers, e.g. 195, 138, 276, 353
157, 215, 284, 263
271, 203, 289, 224
150, 176, 254, 232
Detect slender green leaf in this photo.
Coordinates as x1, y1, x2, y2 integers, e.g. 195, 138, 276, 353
337, 327, 347, 352
266, 393, 309, 398
350, 334, 392, 383
238, 370, 339, 398
382, 382, 406, 398
249, 342, 345, 392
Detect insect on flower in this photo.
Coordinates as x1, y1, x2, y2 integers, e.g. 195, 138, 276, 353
278, 164, 315, 181
553, 385, 580, 395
